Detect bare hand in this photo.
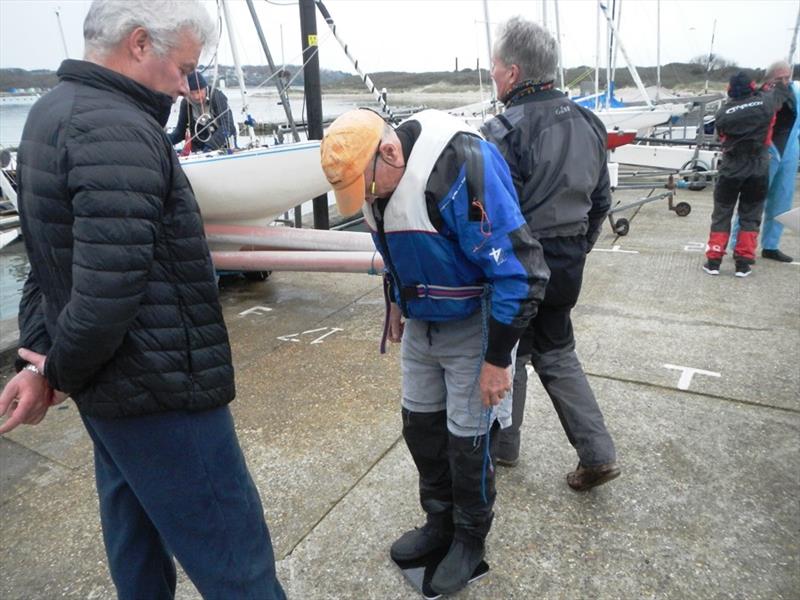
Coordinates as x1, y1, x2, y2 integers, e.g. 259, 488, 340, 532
0, 348, 59, 434
479, 361, 512, 407
388, 302, 405, 343
0, 374, 48, 434
19, 348, 67, 405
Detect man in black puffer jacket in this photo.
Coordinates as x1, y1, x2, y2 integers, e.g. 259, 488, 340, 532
481, 17, 619, 491
0, 2, 285, 598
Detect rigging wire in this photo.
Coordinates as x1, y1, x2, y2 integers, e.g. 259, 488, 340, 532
315, 0, 397, 120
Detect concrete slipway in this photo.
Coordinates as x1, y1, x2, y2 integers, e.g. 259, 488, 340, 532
1, 181, 798, 600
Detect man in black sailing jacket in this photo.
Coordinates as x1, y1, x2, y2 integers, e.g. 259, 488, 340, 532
704, 72, 776, 277
0, 2, 284, 597
481, 17, 620, 490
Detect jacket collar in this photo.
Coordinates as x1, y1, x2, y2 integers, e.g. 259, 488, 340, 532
56, 59, 174, 126
502, 80, 563, 108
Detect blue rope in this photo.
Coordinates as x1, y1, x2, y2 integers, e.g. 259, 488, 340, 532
468, 285, 492, 422
475, 285, 494, 504
480, 404, 494, 504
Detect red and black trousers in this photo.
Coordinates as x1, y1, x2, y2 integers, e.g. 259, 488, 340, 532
706, 172, 769, 262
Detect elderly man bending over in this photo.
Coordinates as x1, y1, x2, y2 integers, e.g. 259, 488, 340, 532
321, 108, 549, 594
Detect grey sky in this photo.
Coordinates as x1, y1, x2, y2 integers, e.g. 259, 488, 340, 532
1, 0, 797, 76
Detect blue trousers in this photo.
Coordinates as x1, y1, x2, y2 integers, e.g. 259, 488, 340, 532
761, 152, 797, 250
82, 406, 285, 600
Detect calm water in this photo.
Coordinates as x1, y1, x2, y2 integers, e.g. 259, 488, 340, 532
0, 239, 26, 320
0, 88, 398, 148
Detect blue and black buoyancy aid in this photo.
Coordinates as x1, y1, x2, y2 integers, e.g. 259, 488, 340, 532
364, 110, 547, 333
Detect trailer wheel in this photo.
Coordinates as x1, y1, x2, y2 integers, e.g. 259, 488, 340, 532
245, 270, 272, 282
674, 202, 692, 217
613, 218, 630, 236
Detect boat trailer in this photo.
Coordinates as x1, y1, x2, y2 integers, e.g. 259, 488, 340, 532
606, 167, 717, 237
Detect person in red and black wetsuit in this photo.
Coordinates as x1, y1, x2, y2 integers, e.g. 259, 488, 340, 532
703, 72, 777, 277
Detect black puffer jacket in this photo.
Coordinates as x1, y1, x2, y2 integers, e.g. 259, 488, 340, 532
16, 59, 235, 418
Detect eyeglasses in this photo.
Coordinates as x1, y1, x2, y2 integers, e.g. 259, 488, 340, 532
366, 144, 381, 199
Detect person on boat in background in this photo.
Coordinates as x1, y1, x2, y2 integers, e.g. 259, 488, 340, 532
759, 60, 799, 263
704, 72, 776, 278
481, 16, 620, 491
168, 70, 237, 153
0, 2, 284, 598
320, 108, 549, 595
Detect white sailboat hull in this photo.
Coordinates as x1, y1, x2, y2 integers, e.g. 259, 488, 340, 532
593, 105, 685, 133
180, 141, 331, 224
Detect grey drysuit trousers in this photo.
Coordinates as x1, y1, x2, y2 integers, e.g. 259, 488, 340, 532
500, 235, 616, 466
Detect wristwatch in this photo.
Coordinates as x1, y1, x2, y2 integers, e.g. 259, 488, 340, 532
23, 363, 42, 376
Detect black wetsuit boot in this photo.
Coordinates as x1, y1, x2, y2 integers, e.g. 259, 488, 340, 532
391, 409, 454, 561
430, 426, 497, 594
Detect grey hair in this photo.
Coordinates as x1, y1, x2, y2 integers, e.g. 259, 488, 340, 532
494, 16, 558, 83
765, 59, 792, 80
83, 0, 217, 59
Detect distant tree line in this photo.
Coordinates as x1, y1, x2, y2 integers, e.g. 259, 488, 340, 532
1, 56, 767, 94
0, 69, 59, 91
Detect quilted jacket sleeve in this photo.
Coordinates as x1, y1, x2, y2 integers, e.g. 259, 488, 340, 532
44, 124, 167, 394
14, 270, 53, 372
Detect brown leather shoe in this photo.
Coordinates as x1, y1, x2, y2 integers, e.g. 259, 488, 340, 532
566, 462, 621, 491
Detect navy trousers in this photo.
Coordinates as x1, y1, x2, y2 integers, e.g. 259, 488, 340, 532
82, 405, 285, 600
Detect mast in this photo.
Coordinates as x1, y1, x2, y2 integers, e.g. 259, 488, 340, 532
611, 0, 622, 101
220, 0, 257, 143
656, 0, 661, 102
482, 0, 496, 105
605, 0, 613, 110
598, 2, 652, 108
299, 0, 328, 230
554, 0, 565, 90
703, 19, 716, 96
54, 7, 69, 59
595, 0, 600, 110
789, 2, 800, 75
244, 0, 300, 142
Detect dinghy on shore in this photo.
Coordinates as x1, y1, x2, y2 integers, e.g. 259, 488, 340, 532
179, 141, 330, 224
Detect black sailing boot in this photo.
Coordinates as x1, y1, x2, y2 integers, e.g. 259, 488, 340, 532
390, 409, 454, 562
430, 424, 498, 594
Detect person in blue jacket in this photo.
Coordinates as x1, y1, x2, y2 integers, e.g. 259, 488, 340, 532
761, 60, 799, 263
320, 108, 549, 595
